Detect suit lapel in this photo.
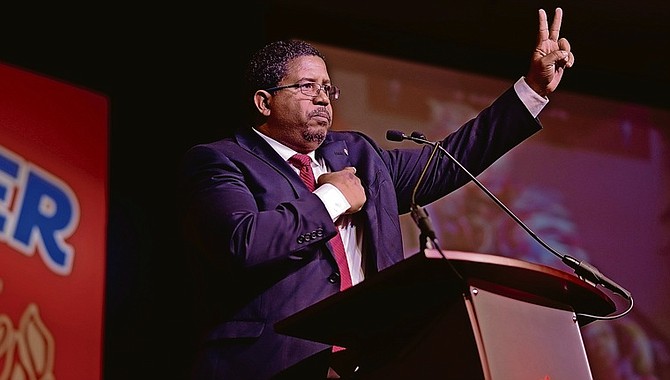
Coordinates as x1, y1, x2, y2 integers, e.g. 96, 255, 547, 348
235, 129, 304, 194
317, 136, 352, 172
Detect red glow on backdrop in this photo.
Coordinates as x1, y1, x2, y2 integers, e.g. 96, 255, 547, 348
0, 63, 108, 379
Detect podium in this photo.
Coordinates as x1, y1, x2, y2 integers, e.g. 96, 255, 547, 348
275, 250, 616, 379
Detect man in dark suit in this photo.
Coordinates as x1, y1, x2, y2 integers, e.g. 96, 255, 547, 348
180, 8, 573, 379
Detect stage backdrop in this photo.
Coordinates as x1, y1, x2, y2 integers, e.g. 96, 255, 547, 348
315, 42, 670, 380
0, 63, 108, 379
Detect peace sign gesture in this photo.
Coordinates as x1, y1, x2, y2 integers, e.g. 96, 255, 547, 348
525, 8, 575, 97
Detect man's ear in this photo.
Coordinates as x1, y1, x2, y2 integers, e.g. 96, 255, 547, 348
254, 90, 271, 116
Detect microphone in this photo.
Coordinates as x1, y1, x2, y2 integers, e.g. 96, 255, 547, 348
385, 129, 406, 142
562, 256, 632, 300
387, 130, 441, 247
386, 129, 633, 302
411, 131, 427, 140
386, 130, 426, 143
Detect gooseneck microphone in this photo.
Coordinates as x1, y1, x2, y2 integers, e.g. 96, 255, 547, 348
389, 130, 466, 286
385, 129, 411, 142
386, 129, 633, 311
411, 141, 440, 245
387, 129, 440, 247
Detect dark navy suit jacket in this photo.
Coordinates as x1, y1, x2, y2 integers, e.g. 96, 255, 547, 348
179, 86, 542, 379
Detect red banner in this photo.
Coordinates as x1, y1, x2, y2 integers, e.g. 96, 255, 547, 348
0, 63, 108, 379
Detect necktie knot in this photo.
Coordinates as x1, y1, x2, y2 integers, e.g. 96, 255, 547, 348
289, 153, 311, 169
289, 154, 316, 191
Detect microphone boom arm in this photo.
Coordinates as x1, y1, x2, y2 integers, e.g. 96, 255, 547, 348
386, 130, 633, 304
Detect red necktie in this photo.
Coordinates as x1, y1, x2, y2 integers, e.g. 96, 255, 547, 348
288, 154, 353, 291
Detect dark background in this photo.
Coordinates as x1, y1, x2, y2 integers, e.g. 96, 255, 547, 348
0, 1, 667, 378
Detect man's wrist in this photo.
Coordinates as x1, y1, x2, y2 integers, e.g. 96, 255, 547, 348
515, 77, 549, 118
314, 183, 350, 221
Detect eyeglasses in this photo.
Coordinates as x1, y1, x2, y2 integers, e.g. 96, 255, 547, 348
265, 82, 340, 101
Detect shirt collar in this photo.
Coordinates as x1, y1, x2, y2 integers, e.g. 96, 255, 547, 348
253, 128, 317, 164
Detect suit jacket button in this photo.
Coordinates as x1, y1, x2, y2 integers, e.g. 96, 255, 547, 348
297, 236, 304, 244
327, 272, 340, 284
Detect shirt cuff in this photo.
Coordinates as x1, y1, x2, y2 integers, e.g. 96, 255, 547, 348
514, 77, 549, 118
314, 183, 351, 221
